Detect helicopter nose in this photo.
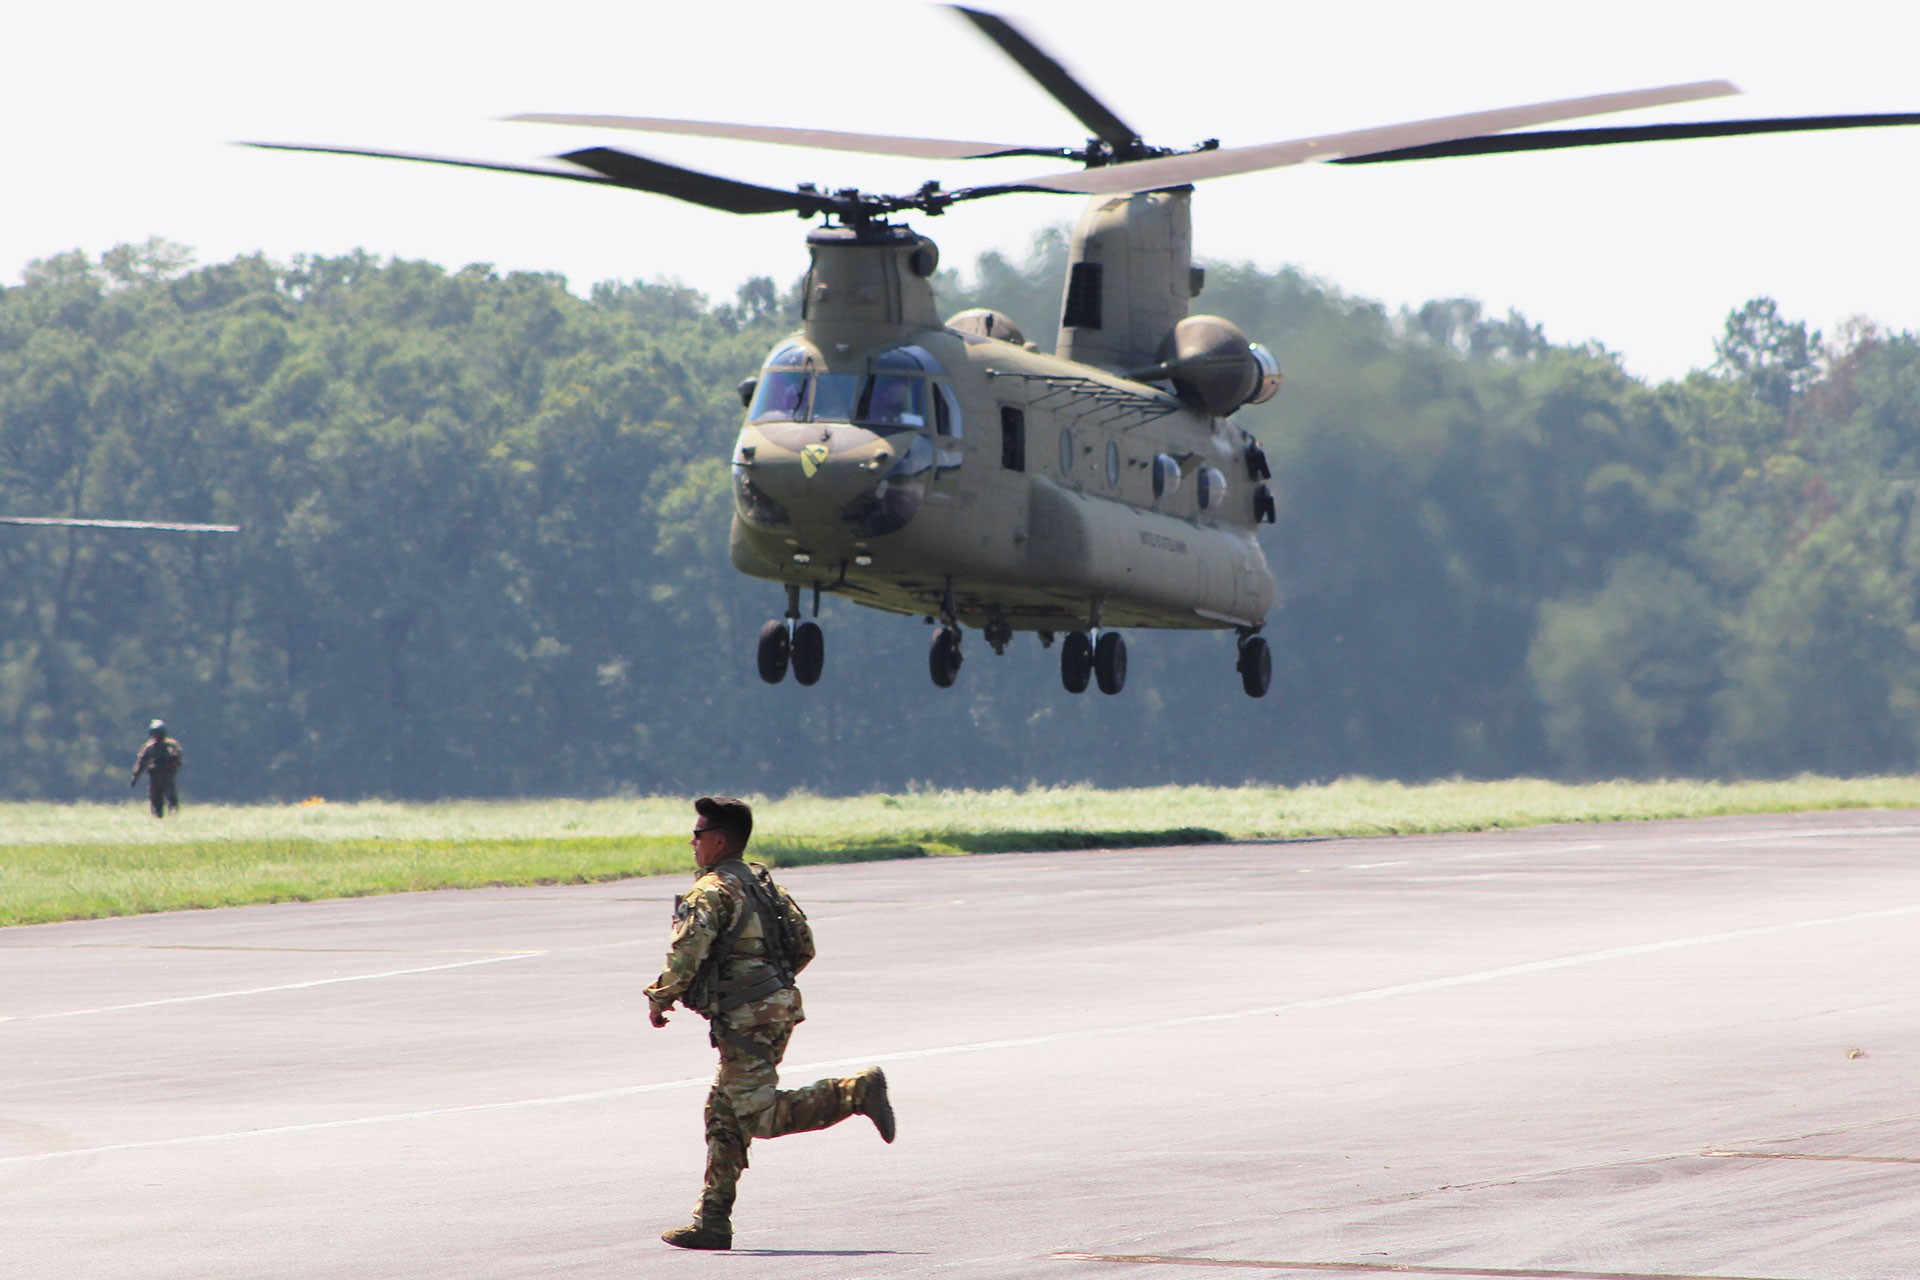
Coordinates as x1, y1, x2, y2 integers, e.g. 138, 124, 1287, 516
737, 425, 897, 519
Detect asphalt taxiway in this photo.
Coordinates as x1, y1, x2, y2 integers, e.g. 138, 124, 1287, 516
4, 811, 1917, 1278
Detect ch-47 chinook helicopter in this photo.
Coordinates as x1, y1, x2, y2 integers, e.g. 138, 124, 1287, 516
250, 6, 1920, 698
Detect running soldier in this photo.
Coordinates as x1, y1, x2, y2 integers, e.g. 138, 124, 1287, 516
645, 795, 894, 1251
130, 719, 183, 818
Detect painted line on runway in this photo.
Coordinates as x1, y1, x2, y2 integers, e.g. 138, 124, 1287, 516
5, 952, 546, 1022
0, 1072, 712, 1165
796, 899, 1920, 1076
1704, 1149, 1920, 1166
8, 901, 1915, 1161
1049, 1253, 1798, 1280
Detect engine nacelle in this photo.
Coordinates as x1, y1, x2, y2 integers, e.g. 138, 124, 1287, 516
1129, 315, 1281, 417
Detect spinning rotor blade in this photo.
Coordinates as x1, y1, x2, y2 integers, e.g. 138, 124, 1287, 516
243, 141, 623, 188
1, 516, 239, 533
1006, 79, 1739, 195
556, 147, 843, 215
952, 5, 1141, 149
509, 113, 1063, 161
244, 141, 841, 217
1332, 111, 1920, 164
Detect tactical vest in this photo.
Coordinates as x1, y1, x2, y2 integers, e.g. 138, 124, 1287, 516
684, 861, 809, 1016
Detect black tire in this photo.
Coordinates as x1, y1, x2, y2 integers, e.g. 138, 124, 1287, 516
1060, 631, 1093, 694
1094, 630, 1127, 695
1238, 635, 1272, 698
791, 620, 825, 686
756, 620, 790, 684
930, 625, 963, 688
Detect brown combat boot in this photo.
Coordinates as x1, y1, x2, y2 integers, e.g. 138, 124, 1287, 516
661, 1217, 732, 1251
852, 1067, 896, 1143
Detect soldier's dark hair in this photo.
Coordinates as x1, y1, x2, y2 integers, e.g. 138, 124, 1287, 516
694, 795, 753, 850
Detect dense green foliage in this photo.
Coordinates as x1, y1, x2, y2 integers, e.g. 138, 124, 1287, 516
4, 235, 1918, 801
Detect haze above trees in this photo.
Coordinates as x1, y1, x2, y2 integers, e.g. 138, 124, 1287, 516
4, 236, 1916, 801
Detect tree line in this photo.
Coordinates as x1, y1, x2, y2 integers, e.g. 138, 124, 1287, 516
3, 234, 1917, 802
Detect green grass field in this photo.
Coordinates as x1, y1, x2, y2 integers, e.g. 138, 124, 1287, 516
5, 776, 1918, 928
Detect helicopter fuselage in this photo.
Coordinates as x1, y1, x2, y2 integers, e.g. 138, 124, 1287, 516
728, 208, 1277, 643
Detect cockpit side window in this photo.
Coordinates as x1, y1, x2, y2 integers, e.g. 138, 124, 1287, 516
862, 375, 928, 429
748, 371, 808, 423
934, 383, 961, 438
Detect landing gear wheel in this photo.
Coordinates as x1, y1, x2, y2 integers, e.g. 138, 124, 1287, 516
929, 625, 964, 688
1060, 631, 1093, 694
1237, 634, 1272, 698
1094, 630, 1127, 695
792, 620, 825, 687
756, 620, 790, 684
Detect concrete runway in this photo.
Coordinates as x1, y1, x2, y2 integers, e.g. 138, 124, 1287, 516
4, 812, 1918, 1279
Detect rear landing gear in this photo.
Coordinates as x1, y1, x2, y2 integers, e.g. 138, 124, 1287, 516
1060, 629, 1126, 695
1060, 631, 1093, 693
1094, 631, 1127, 695
929, 625, 963, 688
1237, 631, 1271, 698
756, 619, 790, 684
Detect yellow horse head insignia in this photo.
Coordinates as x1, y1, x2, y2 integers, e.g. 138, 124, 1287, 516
800, 443, 830, 478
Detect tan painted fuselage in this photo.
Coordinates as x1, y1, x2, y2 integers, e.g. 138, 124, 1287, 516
729, 193, 1277, 638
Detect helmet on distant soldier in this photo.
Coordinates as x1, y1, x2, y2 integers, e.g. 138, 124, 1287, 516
149, 719, 166, 735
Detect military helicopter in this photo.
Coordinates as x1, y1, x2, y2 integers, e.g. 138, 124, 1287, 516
249, 7, 1920, 698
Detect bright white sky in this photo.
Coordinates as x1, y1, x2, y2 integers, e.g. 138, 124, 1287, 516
6, 0, 1917, 382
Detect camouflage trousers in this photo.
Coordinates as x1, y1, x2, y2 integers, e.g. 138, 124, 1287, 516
146, 772, 179, 818
697, 1001, 866, 1225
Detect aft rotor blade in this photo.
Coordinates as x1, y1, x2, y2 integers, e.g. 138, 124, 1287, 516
1008, 79, 1740, 194
1332, 111, 1920, 164
0, 516, 240, 533
509, 113, 1064, 161
951, 5, 1140, 150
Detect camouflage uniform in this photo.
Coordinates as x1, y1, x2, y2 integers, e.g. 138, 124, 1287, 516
131, 734, 183, 818
645, 858, 888, 1237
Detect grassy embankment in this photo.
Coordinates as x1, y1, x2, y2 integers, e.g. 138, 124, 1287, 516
4, 775, 1918, 928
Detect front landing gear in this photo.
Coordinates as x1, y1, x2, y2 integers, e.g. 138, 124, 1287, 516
1059, 629, 1126, 695
929, 625, 963, 688
757, 586, 826, 687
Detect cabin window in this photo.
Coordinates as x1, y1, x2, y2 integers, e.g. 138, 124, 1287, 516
1062, 262, 1103, 330
1106, 441, 1121, 488
1058, 428, 1075, 476
1000, 407, 1025, 472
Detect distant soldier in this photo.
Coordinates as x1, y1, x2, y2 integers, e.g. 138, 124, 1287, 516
645, 795, 895, 1251
130, 719, 183, 818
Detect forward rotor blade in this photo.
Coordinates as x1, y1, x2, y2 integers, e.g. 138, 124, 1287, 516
0, 516, 240, 533
243, 141, 624, 188
1332, 111, 1920, 164
509, 113, 1063, 161
951, 5, 1140, 149
555, 146, 842, 215
244, 141, 838, 217
1007, 80, 1740, 195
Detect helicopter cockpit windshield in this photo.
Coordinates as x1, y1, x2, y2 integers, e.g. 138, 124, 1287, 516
747, 343, 952, 437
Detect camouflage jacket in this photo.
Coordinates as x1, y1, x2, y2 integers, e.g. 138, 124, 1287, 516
132, 736, 183, 779
645, 859, 815, 1026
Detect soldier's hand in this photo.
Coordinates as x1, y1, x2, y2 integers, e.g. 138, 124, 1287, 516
130, 777, 138, 788
648, 1005, 669, 1029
